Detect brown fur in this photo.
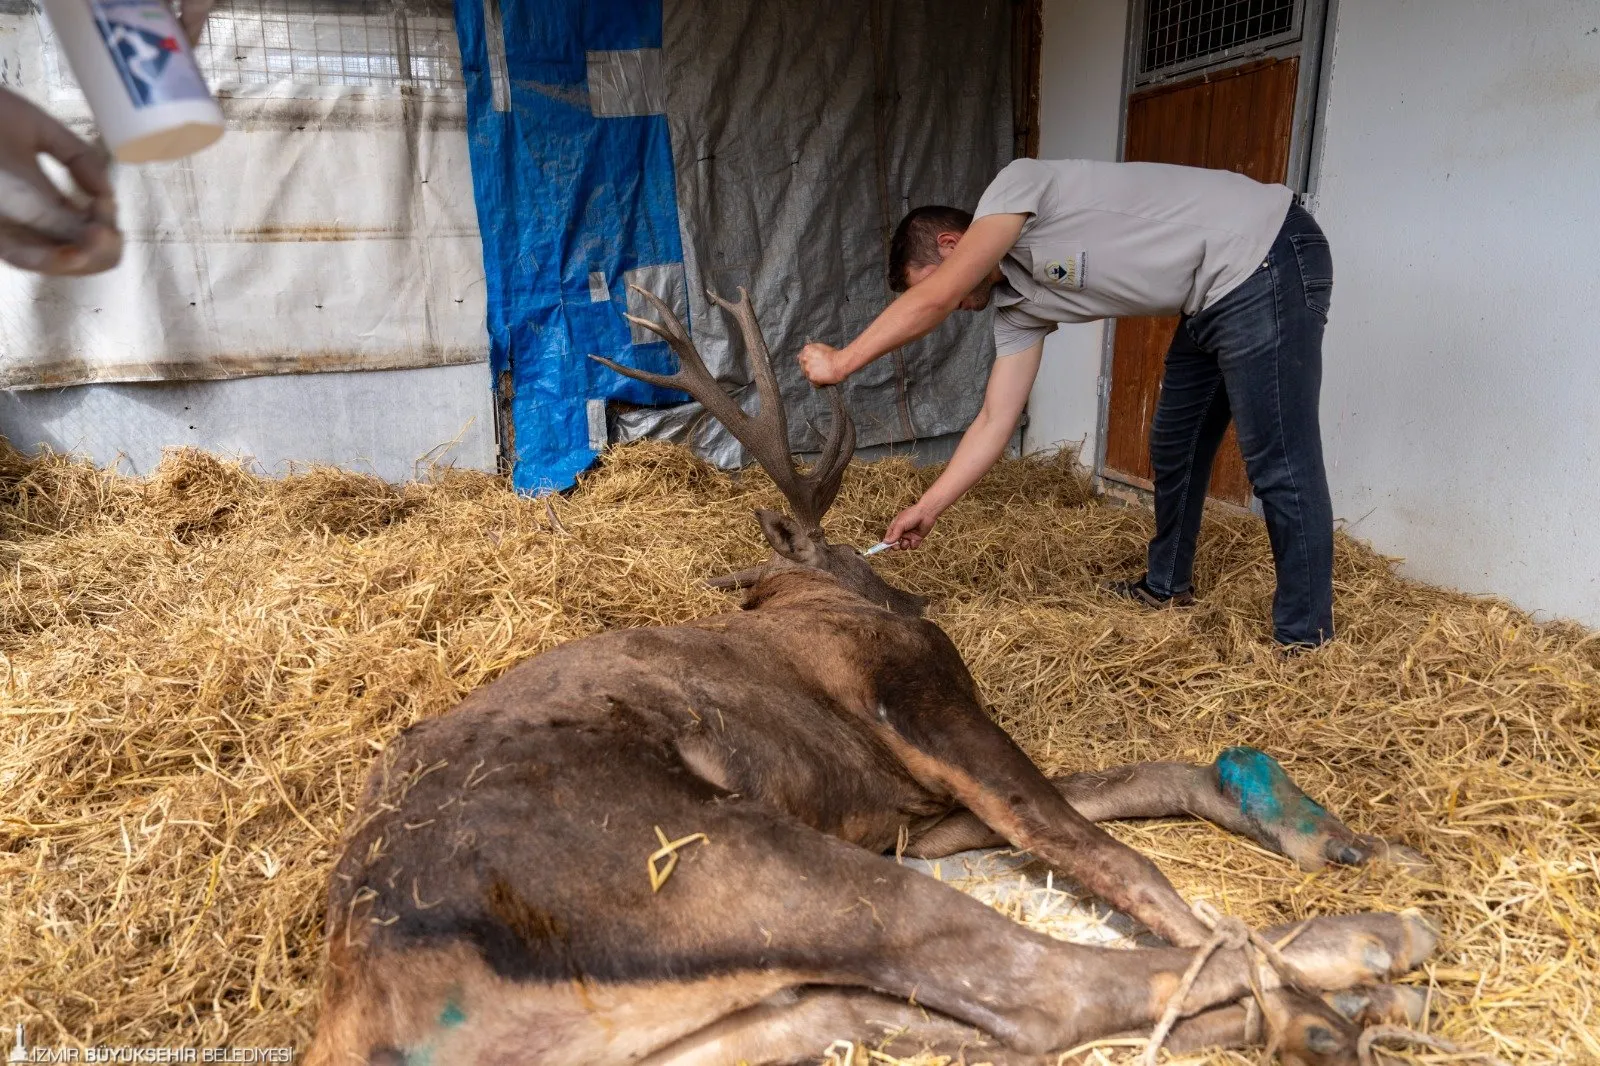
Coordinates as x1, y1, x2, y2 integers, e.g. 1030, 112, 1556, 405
307, 516, 1435, 1065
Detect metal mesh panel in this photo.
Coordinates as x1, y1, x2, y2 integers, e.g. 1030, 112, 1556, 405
1139, 0, 1298, 78
197, 0, 462, 91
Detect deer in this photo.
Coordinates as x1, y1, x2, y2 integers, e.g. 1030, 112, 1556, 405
305, 287, 1439, 1066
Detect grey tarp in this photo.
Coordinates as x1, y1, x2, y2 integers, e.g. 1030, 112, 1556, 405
611, 0, 1014, 466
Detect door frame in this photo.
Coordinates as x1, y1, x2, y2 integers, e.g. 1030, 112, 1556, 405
1091, 0, 1340, 507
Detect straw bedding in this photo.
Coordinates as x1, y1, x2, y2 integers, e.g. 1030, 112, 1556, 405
0, 438, 1594, 1063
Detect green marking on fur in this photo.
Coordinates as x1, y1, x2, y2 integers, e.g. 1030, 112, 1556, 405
1216, 746, 1284, 821
440, 1000, 467, 1028
1217, 746, 1333, 837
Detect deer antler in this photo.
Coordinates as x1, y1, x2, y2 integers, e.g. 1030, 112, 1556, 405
591, 285, 856, 536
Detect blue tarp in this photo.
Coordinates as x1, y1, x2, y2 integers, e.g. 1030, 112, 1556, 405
453, 0, 686, 493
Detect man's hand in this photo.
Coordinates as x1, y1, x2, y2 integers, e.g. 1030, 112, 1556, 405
799, 342, 851, 387
885, 500, 940, 550
175, 0, 214, 46
0, 89, 121, 277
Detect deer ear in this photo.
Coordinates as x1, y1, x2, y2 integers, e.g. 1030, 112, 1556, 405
755, 508, 825, 566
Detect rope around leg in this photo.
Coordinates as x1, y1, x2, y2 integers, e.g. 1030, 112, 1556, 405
1143, 902, 1331, 1065
1193, 900, 1321, 998
1141, 902, 1512, 1066
1357, 1026, 1511, 1066
1139, 908, 1250, 1066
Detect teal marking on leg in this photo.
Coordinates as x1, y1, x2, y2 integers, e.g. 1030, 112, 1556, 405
1215, 745, 1332, 831
405, 1048, 433, 1066
439, 1000, 467, 1029
1295, 795, 1331, 834
1215, 746, 1285, 822
1215, 746, 1370, 868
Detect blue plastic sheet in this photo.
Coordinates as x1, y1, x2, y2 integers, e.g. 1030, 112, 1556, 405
454, 0, 685, 492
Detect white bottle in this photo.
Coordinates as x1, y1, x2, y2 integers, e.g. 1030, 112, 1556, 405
39, 0, 223, 164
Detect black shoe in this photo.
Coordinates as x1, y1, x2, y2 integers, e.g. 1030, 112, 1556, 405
1103, 575, 1195, 609
1275, 638, 1328, 659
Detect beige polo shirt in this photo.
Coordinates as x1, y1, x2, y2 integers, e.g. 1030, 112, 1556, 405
974, 158, 1294, 356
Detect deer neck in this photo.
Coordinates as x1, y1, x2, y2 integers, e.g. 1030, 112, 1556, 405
740, 569, 861, 613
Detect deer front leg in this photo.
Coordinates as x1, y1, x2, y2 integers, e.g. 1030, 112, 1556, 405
909, 749, 1426, 872
1053, 749, 1428, 871
872, 696, 1214, 947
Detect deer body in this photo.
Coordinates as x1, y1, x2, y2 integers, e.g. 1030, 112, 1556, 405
307, 290, 1437, 1066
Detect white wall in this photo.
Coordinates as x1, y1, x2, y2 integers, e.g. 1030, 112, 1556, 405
1315, 0, 1600, 625
1024, 0, 1129, 460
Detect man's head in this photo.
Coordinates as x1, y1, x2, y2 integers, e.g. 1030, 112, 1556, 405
887, 205, 1004, 310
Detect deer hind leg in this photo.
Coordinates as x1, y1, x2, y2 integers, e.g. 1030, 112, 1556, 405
590, 802, 1434, 1058
637, 981, 1429, 1065
1142, 982, 1428, 1062
907, 748, 1425, 872
636, 986, 1046, 1066
1053, 748, 1428, 872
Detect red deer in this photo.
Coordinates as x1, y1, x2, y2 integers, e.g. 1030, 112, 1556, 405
306, 288, 1436, 1066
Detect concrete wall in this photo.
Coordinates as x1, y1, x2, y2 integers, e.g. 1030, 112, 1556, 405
1024, 0, 1129, 460
1314, 0, 1600, 625
0, 367, 497, 483
1028, 0, 1600, 626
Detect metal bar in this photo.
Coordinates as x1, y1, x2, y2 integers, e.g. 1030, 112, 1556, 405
196, 0, 462, 91
1133, 0, 1303, 86
1298, 0, 1339, 207
1095, 0, 1143, 494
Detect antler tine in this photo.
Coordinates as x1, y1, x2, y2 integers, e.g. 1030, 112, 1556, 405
696, 286, 832, 529
595, 286, 811, 520
592, 285, 754, 439
806, 385, 857, 521
705, 288, 790, 451
594, 284, 857, 535
626, 284, 693, 344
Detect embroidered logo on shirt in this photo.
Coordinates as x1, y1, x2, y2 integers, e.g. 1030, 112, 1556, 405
1041, 251, 1087, 291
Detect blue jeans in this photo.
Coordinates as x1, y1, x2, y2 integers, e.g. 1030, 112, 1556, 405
1144, 204, 1335, 646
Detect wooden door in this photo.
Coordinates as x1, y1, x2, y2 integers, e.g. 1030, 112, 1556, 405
1102, 57, 1299, 505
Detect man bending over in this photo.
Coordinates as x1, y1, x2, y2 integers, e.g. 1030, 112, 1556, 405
799, 159, 1336, 648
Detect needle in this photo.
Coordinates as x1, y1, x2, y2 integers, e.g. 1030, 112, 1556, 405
862, 541, 893, 556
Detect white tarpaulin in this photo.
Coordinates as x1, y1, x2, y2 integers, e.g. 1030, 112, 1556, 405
0, 0, 486, 390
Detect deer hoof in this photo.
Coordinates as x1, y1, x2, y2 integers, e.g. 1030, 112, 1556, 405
1259, 989, 1362, 1066
1396, 910, 1441, 972
1349, 835, 1433, 872
1267, 911, 1439, 990
1326, 984, 1428, 1028
1323, 836, 1374, 867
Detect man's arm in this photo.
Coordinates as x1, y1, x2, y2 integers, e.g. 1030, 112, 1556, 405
800, 212, 1026, 385
884, 340, 1043, 548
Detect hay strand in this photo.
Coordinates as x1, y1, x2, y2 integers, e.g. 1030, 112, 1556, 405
648, 827, 709, 893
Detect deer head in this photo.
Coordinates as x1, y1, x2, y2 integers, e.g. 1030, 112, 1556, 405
592, 286, 927, 617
